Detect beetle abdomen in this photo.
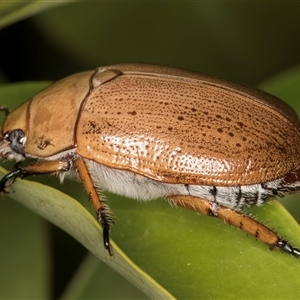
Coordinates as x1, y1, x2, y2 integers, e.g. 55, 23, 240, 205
77, 66, 300, 186
84, 158, 279, 209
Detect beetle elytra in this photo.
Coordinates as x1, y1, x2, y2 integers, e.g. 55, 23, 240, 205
1, 63, 300, 257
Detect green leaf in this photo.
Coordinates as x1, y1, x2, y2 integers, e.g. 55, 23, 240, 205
1, 69, 300, 299
0, 166, 171, 299
0, 1, 75, 30
61, 253, 149, 299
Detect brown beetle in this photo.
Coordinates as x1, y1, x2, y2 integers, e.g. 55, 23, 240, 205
0, 64, 300, 257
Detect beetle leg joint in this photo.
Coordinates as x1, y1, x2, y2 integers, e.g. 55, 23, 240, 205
59, 156, 74, 171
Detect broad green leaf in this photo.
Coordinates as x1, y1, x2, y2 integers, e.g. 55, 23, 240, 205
0, 167, 171, 299
61, 253, 148, 299
0, 1, 74, 30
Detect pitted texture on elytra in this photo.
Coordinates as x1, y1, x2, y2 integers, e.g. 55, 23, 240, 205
77, 72, 300, 186
106, 64, 300, 129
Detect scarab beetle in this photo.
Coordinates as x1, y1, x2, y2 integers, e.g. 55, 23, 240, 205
1, 63, 300, 257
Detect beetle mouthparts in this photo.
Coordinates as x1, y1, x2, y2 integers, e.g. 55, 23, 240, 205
0, 139, 10, 159
0, 139, 24, 162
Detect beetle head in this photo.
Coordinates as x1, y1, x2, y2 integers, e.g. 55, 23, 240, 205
0, 101, 29, 161
0, 71, 96, 160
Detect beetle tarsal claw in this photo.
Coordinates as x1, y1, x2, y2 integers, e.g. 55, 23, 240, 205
0, 168, 23, 193
276, 239, 300, 258
97, 208, 114, 256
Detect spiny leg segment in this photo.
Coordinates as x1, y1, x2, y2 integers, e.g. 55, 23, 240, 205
75, 158, 114, 256
168, 194, 300, 258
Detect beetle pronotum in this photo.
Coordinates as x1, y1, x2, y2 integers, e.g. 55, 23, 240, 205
0, 64, 300, 257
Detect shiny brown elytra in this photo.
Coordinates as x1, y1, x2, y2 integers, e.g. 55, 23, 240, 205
0, 63, 300, 257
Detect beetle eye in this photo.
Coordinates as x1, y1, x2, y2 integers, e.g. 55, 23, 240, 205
8, 129, 26, 154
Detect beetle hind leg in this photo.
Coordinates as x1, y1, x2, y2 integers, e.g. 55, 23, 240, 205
168, 195, 300, 258
75, 158, 114, 256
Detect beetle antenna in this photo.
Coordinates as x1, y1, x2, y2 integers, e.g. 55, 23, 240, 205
0, 105, 10, 116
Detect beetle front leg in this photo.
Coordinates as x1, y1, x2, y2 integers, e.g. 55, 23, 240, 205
75, 158, 114, 256
0, 158, 72, 193
168, 195, 300, 258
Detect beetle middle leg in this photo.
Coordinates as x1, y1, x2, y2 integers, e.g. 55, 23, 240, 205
75, 158, 114, 256
168, 195, 300, 258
